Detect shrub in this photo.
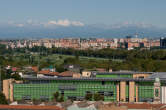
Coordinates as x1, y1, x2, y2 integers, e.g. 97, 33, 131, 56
53, 92, 59, 101
94, 93, 104, 101
0, 92, 8, 104
85, 93, 93, 101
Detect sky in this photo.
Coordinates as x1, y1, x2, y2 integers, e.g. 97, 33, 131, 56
0, 0, 166, 27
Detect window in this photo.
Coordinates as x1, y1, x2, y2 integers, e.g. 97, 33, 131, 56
40, 96, 49, 101
68, 96, 76, 100
104, 91, 114, 96
102, 81, 105, 85
59, 85, 76, 90
98, 91, 104, 95
22, 95, 31, 100
138, 76, 144, 79
77, 96, 84, 101
61, 91, 64, 96
86, 91, 92, 94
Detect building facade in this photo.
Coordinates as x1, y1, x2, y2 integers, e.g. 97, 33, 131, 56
3, 71, 166, 103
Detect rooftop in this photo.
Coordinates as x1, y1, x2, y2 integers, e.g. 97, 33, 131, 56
93, 71, 155, 75
38, 70, 59, 76
59, 71, 79, 77
23, 77, 156, 82
0, 105, 63, 110
148, 72, 166, 79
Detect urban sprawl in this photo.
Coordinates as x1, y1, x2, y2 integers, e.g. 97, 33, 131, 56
1, 36, 166, 110
1, 36, 166, 50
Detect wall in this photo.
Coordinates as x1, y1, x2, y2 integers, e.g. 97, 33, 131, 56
13, 80, 117, 101
82, 71, 91, 77
7, 78, 157, 103
3, 80, 10, 100
161, 86, 166, 104
3, 79, 14, 101
133, 74, 150, 79
96, 74, 132, 78
137, 82, 154, 102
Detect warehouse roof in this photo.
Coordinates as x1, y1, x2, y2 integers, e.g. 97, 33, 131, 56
23, 77, 156, 82
148, 72, 166, 79
93, 71, 155, 75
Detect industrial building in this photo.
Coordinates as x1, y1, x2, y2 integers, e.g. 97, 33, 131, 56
3, 71, 166, 103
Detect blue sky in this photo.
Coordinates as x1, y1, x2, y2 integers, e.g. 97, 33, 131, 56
0, 0, 166, 27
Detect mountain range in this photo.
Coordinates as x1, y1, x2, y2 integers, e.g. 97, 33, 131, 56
0, 23, 165, 39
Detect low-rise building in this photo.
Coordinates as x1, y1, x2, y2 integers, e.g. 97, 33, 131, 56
3, 71, 166, 103
59, 71, 80, 77
82, 71, 91, 77
37, 70, 59, 78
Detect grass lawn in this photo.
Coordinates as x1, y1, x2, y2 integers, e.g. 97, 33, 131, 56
11, 53, 123, 68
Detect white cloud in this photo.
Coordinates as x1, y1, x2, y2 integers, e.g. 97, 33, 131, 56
26, 19, 43, 26
15, 24, 24, 27
8, 19, 84, 27
8, 21, 15, 25
6, 19, 84, 28
71, 21, 84, 26
57, 19, 71, 26
46, 19, 84, 27
7, 21, 24, 27
48, 21, 57, 25
27, 19, 33, 24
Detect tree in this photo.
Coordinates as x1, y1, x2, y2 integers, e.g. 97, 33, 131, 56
85, 93, 93, 101
56, 65, 65, 73
17, 98, 27, 104
94, 93, 104, 101
64, 57, 78, 64
32, 98, 41, 105
59, 56, 63, 59
11, 73, 21, 80
53, 92, 59, 101
58, 95, 64, 102
53, 91, 65, 102
106, 59, 112, 71
0, 92, 8, 104
75, 51, 80, 61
